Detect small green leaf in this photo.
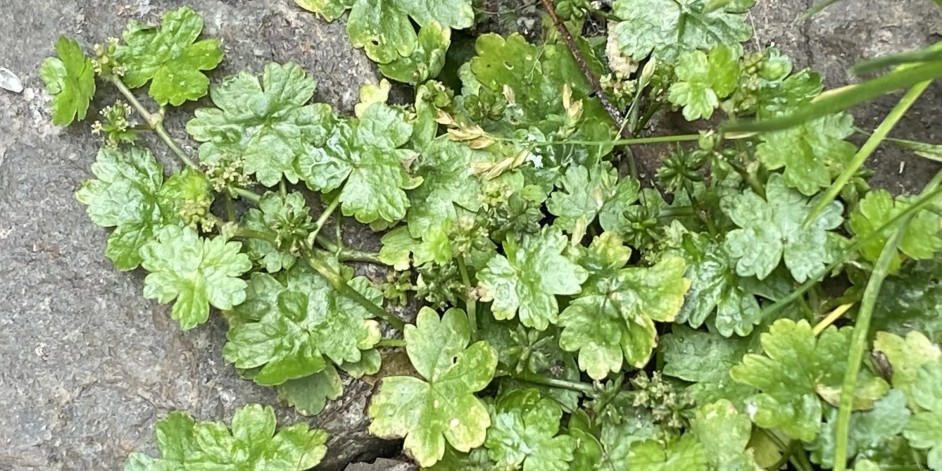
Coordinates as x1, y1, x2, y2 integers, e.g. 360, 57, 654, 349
691, 400, 758, 470
661, 325, 751, 385
485, 389, 576, 471
187, 62, 334, 187
125, 404, 327, 470
756, 113, 856, 196
547, 162, 625, 233
611, 0, 753, 60
368, 308, 497, 467
346, 0, 472, 65
140, 226, 252, 330
298, 103, 416, 224
730, 319, 889, 442
675, 232, 766, 336
379, 226, 418, 270
223, 266, 382, 385
379, 21, 451, 84
668, 45, 741, 121
40, 36, 95, 125
627, 435, 709, 471
874, 331, 941, 407
559, 233, 690, 379
295, 0, 355, 21
406, 138, 484, 239
277, 364, 343, 416
904, 361, 942, 469
724, 174, 843, 282
75, 146, 168, 271
849, 190, 942, 272
478, 229, 588, 331
115, 6, 222, 106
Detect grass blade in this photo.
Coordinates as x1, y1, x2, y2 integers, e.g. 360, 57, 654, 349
852, 46, 942, 75
723, 61, 942, 133
885, 136, 942, 162
831, 224, 906, 470
804, 81, 933, 225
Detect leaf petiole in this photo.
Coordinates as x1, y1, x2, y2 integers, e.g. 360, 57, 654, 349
109, 75, 198, 170
509, 371, 597, 395
302, 250, 405, 331
231, 186, 262, 203
312, 235, 387, 266
306, 196, 340, 250
456, 255, 477, 340
376, 338, 406, 348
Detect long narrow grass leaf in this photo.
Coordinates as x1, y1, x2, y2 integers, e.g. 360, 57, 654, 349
805, 81, 932, 225
723, 61, 942, 133
851, 46, 942, 75
885, 137, 942, 162
832, 226, 906, 470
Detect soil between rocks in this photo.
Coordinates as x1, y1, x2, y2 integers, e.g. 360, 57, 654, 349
0, 1, 939, 470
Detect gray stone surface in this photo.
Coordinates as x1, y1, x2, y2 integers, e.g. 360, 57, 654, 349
344, 458, 416, 471
1, 1, 941, 470
0, 1, 385, 470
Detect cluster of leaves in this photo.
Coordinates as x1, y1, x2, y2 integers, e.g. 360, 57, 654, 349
125, 404, 328, 470
41, 1, 942, 470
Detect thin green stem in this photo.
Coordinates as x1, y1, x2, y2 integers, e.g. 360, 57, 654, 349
765, 431, 793, 470
457, 256, 477, 340
303, 251, 405, 331
377, 338, 406, 348
634, 103, 662, 134
833, 228, 906, 470
657, 205, 695, 219
727, 159, 765, 197
791, 444, 815, 471
339, 249, 386, 265
510, 371, 596, 395
806, 81, 932, 225
314, 234, 340, 253
110, 76, 198, 170
312, 234, 388, 266
232, 187, 261, 203
153, 120, 199, 170
307, 196, 340, 249
224, 194, 236, 222
493, 132, 753, 148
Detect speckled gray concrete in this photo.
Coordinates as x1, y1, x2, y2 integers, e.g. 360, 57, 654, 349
0, 1, 392, 470
2, 1, 941, 470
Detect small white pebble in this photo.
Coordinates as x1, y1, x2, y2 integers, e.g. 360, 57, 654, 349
0, 67, 23, 93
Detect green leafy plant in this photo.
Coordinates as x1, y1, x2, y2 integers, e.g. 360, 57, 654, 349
41, 0, 942, 469
125, 403, 328, 470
